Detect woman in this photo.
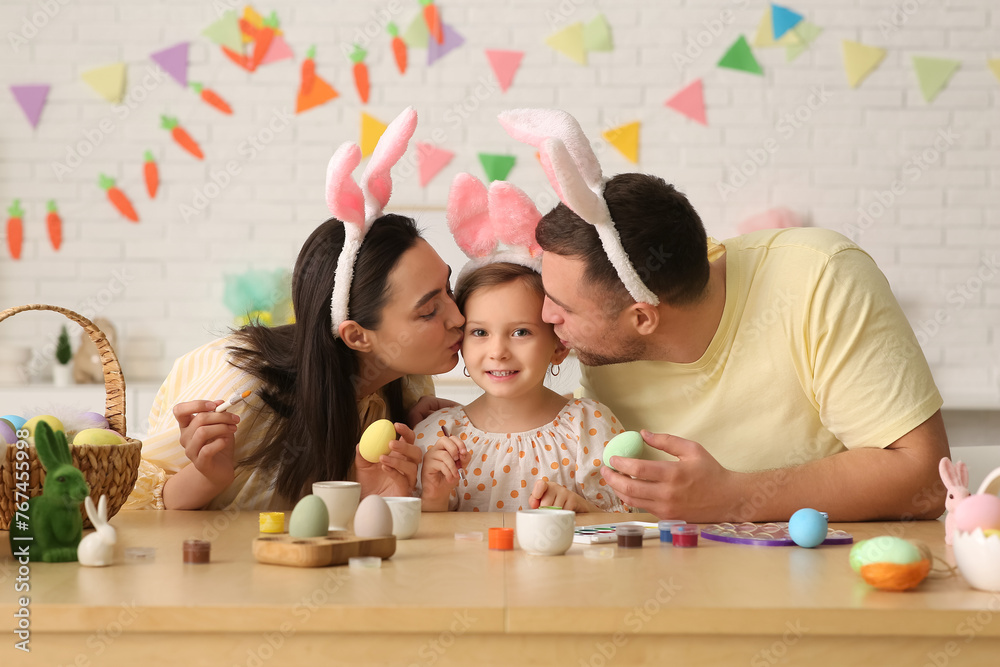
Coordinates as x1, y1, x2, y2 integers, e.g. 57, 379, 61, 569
126, 107, 464, 510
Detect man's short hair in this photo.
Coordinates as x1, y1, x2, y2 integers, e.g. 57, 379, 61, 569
535, 172, 710, 309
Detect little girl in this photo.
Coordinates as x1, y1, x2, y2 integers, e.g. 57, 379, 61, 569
414, 174, 627, 513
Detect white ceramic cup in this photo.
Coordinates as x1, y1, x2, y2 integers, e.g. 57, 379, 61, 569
311, 481, 361, 531
515, 509, 576, 556
383, 497, 422, 539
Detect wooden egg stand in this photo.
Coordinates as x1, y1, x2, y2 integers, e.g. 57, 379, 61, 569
252, 531, 396, 568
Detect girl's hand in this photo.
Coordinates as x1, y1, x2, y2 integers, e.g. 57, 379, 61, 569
420, 435, 471, 511
355, 422, 423, 498
173, 400, 239, 490
529, 480, 600, 513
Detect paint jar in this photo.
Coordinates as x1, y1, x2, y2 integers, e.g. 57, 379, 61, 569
658, 520, 685, 543
489, 527, 514, 550
672, 524, 700, 548
182, 539, 211, 563
259, 512, 285, 533
616, 525, 644, 548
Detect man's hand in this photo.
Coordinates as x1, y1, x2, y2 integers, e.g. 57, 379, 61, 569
601, 430, 739, 521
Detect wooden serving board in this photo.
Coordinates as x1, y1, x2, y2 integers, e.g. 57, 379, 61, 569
252, 532, 396, 567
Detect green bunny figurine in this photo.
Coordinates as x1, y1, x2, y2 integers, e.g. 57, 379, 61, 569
9, 421, 90, 562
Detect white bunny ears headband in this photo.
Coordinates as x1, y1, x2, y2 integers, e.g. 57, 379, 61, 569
497, 109, 660, 306
325, 107, 417, 337
446, 173, 543, 285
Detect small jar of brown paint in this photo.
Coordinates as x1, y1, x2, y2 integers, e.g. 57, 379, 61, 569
183, 539, 211, 563
616, 525, 644, 548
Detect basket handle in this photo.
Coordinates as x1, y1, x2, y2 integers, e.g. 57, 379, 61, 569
0, 304, 128, 437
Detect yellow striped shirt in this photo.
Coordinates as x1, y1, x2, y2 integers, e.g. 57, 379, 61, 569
124, 335, 433, 511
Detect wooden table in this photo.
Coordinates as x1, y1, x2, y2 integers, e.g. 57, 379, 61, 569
2, 511, 998, 666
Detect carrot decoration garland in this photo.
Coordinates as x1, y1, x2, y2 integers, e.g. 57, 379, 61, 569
248, 12, 279, 71
190, 82, 233, 115
46, 200, 62, 251
420, 0, 444, 45
387, 23, 407, 74
300, 45, 316, 96
161, 116, 204, 160
144, 151, 159, 199
6, 199, 23, 260
349, 44, 370, 104
222, 45, 251, 71
99, 174, 139, 223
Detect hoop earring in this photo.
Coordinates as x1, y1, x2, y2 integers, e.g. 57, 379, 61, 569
463, 366, 470, 377
550, 363, 561, 377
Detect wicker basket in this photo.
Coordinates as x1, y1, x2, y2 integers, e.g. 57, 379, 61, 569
0, 304, 142, 530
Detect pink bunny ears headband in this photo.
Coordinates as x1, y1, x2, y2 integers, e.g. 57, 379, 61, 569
325, 106, 417, 337
446, 173, 543, 285
497, 109, 660, 306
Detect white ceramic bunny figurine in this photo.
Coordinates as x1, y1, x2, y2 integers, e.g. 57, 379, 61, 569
78, 494, 116, 567
939, 458, 970, 545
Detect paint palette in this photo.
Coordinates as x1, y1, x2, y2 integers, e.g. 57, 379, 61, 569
252, 532, 396, 567
701, 522, 853, 547
573, 521, 660, 544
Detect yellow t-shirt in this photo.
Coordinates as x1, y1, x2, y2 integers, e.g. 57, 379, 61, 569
580, 228, 942, 473
124, 335, 434, 510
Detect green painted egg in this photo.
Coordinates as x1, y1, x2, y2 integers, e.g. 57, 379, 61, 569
849, 536, 922, 573
288, 494, 329, 538
603, 431, 648, 472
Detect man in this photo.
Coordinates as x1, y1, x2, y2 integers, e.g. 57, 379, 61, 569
534, 172, 949, 522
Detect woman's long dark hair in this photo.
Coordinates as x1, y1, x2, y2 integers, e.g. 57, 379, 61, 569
228, 214, 420, 502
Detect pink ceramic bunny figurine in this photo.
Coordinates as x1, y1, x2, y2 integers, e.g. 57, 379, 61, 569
939, 457, 970, 545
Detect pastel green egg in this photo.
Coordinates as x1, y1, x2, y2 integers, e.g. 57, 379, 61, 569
359, 419, 397, 463
288, 494, 329, 538
849, 536, 922, 572
602, 431, 648, 472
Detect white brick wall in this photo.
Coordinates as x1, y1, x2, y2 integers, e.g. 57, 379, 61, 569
0, 0, 998, 415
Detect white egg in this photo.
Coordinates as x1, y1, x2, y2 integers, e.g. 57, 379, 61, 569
354, 495, 393, 538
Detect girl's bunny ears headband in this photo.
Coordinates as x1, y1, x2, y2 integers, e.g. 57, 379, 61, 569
446, 173, 543, 286
497, 108, 660, 306
325, 106, 417, 337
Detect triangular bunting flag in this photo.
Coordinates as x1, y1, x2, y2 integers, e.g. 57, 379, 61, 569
403, 12, 429, 48
665, 80, 706, 126
202, 10, 243, 52
545, 23, 586, 65
771, 4, 804, 40
428, 23, 464, 65
82, 63, 127, 103
10, 84, 50, 128
753, 7, 802, 48
260, 34, 293, 65
296, 76, 338, 113
485, 50, 524, 92
416, 143, 455, 187
583, 14, 613, 52
602, 122, 640, 164
478, 153, 516, 182
150, 42, 189, 87
361, 113, 388, 157
718, 36, 763, 75
242, 6, 283, 42
912, 56, 961, 103
989, 59, 1000, 84
786, 22, 822, 62
841, 40, 886, 88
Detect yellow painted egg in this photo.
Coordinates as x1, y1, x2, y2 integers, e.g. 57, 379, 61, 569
24, 414, 65, 436
359, 419, 396, 463
72, 428, 126, 446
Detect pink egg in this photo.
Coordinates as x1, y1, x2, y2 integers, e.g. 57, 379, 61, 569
953, 494, 1000, 533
